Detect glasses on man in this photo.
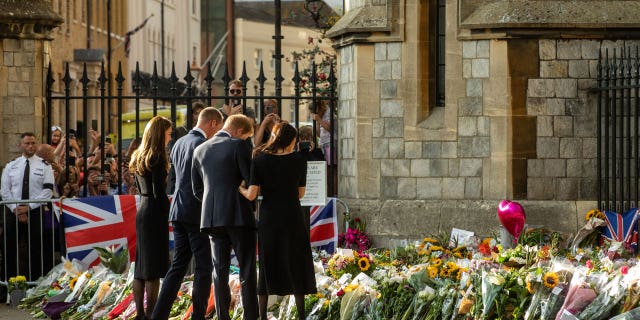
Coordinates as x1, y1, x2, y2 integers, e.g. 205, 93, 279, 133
229, 89, 242, 94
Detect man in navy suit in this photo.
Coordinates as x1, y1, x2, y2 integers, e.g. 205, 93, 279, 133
192, 114, 256, 320
151, 107, 223, 320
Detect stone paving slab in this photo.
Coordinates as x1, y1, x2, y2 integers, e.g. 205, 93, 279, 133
0, 303, 33, 319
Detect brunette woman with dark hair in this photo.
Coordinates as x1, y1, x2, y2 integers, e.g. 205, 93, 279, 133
239, 121, 316, 320
128, 116, 173, 319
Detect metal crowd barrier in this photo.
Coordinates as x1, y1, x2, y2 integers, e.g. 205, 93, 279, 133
0, 199, 59, 292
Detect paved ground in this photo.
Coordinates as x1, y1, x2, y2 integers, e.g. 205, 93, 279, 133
0, 304, 33, 319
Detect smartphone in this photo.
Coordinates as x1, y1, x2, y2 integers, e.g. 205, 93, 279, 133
232, 99, 241, 106
265, 105, 275, 115
105, 137, 112, 144
68, 132, 76, 139
299, 141, 311, 151
91, 119, 98, 131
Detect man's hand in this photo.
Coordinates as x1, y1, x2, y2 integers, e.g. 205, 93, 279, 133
230, 104, 243, 115
14, 205, 29, 223
311, 113, 321, 122
89, 129, 101, 145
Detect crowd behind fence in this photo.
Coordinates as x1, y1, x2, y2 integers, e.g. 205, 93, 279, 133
46, 60, 339, 199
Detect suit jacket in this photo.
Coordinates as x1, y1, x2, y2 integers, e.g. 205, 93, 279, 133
192, 131, 255, 230
168, 129, 207, 225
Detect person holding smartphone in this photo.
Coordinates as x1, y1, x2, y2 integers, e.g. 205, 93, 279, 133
220, 80, 256, 123
254, 99, 280, 147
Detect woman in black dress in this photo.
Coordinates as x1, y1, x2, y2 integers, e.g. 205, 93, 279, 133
128, 116, 172, 319
239, 122, 317, 320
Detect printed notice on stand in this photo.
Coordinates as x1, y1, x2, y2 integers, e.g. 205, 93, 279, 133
300, 161, 327, 206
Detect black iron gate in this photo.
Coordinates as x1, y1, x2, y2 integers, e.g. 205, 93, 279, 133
45, 59, 338, 197
596, 47, 640, 212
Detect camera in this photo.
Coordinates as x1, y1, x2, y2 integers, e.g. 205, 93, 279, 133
299, 141, 311, 151
105, 137, 112, 144
68, 131, 76, 140
67, 156, 76, 167
232, 99, 241, 107
104, 163, 111, 173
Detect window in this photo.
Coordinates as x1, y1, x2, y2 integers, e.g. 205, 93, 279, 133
254, 49, 263, 68
435, 0, 446, 106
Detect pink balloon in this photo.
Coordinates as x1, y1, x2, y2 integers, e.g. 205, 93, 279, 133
497, 200, 526, 240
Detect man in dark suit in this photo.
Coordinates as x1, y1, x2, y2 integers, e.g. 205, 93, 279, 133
151, 108, 223, 320
192, 114, 257, 320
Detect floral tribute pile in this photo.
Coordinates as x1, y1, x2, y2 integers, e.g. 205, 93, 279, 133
16, 209, 640, 319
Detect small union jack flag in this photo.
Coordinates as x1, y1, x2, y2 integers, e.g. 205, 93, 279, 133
309, 198, 338, 254
601, 208, 639, 251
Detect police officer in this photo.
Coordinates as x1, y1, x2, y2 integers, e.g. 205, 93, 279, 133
1, 132, 55, 281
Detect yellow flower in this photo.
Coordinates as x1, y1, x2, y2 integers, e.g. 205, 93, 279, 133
69, 277, 78, 290
542, 272, 559, 288
430, 258, 442, 267
440, 268, 451, 278
423, 237, 438, 244
427, 266, 438, 278
586, 209, 595, 220
316, 292, 324, 298
526, 281, 535, 294
430, 246, 444, 252
595, 211, 606, 220
358, 257, 371, 271
446, 261, 459, 270
453, 252, 463, 258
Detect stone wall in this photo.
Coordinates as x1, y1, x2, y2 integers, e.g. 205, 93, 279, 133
1, 38, 51, 162
327, 0, 640, 247
526, 39, 640, 200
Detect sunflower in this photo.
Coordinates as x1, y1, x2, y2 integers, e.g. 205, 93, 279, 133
585, 209, 603, 221
69, 277, 78, 290
430, 258, 443, 267
440, 268, 451, 278
427, 266, 438, 278
542, 272, 559, 288
358, 257, 371, 271
595, 211, 606, 220
526, 281, 536, 294
430, 246, 444, 252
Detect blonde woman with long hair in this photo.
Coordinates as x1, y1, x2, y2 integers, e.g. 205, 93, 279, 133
128, 116, 172, 320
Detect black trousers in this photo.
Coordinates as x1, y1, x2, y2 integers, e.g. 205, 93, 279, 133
152, 221, 212, 320
209, 227, 257, 320
3, 207, 54, 281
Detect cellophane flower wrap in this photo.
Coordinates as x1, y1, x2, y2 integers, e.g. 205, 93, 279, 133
553, 267, 599, 320
539, 259, 574, 320
481, 269, 505, 318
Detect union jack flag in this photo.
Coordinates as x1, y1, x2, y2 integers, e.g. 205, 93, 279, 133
601, 208, 640, 251
310, 198, 338, 254
52, 195, 174, 267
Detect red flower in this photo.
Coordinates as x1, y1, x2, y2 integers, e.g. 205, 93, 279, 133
586, 260, 593, 269
336, 289, 345, 297
318, 73, 327, 80
478, 243, 491, 256
307, 36, 314, 44
621, 266, 630, 275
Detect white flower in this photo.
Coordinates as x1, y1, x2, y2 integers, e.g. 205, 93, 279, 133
488, 274, 505, 286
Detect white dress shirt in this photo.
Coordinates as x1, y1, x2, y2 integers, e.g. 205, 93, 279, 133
1, 155, 55, 210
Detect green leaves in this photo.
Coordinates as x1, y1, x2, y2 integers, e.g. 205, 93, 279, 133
93, 246, 128, 274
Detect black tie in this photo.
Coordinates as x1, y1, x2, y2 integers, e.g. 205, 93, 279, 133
21, 159, 30, 200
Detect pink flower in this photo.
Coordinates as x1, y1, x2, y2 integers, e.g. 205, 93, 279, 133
336, 289, 345, 297
586, 260, 593, 269
318, 73, 327, 80
621, 266, 630, 275
307, 36, 314, 44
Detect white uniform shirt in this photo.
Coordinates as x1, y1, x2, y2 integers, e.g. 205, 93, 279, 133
1, 155, 55, 210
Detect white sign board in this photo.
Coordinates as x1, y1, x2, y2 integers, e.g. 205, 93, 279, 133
300, 161, 327, 206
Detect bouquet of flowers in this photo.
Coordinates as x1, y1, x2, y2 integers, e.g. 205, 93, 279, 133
481, 269, 506, 318
327, 250, 375, 279
8, 275, 28, 293
579, 274, 626, 320
339, 216, 371, 251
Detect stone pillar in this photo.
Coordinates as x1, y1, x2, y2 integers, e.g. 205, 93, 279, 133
0, 0, 62, 165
